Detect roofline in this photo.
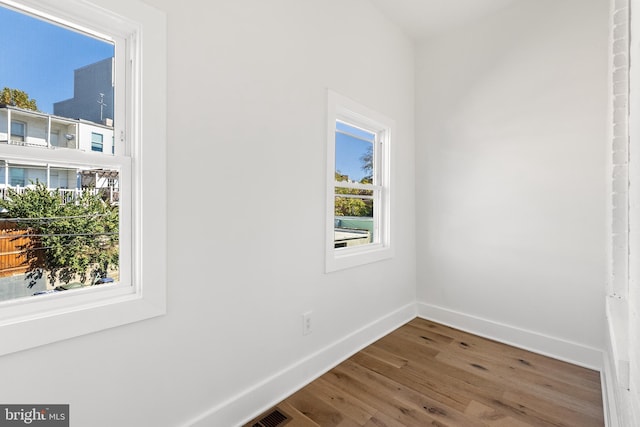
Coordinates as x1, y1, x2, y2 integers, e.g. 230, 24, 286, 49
0, 104, 113, 129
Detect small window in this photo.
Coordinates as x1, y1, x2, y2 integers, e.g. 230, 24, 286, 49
326, 91, 393, 272
91, 132, 104, 152
49, 131, 59, 147
10, 121, 25, 142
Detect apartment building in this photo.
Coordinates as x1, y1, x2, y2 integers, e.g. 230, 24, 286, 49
0, 104, 114, 190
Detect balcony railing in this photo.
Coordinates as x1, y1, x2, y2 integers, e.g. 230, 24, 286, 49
0, 186, 119, 204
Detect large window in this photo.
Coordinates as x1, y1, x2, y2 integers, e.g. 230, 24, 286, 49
326, 90, 393, 272
0, 2, 120, 301
0, 0, 166, 356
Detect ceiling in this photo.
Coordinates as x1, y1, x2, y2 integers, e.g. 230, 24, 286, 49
368, 0, 521, 40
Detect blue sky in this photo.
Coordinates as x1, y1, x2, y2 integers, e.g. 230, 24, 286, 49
335, 121, 374, 182
2, 2, 373, 180
0, 5, 113, 114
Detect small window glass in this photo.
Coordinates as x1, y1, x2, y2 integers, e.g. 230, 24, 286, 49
91, 132, 104, 152
334, 122, 377, 248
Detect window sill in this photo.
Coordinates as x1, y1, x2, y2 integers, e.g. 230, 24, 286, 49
326, 244, 394, 273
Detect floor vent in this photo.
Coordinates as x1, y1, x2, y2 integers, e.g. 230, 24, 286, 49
248, 408, 290, 427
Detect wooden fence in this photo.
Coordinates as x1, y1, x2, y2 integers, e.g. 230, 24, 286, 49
0, 222, 40, 278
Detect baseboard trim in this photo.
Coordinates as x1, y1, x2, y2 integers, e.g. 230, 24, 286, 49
417, 302, 603, 371
184, 302, 417, 427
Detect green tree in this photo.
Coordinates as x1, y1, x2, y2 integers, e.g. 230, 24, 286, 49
0, 87, 38, 111
334, 172, 373, 217
0, 182, 119, 284
360, 145, 373, 182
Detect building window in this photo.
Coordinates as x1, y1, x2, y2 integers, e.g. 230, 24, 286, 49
91, 132, 104, 152
326, 90, 393, 272
0, 0, 167, 356
10, 121, 25, 142
8, 166, 25, 186
49, 131, 59, 147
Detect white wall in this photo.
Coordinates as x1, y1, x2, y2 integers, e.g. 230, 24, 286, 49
0, 1, 416, 426
415, 0, 609, 366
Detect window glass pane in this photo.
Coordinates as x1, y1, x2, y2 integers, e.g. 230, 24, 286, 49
0, 4, 114, 148
10, 122, 25, 141
0, 161, 120, 302
335, 121, 375, 184
14, 164, 46, 186
9, 167, 25, 186
334, 195, 374, 248
91, 132, 104, 152
0, 5, 120, 302
49, 131, 59, 147
334, 121, 376, 249
50, 166, 77, 190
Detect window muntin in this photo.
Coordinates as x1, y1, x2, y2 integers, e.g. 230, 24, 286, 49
326, 90, 393, 272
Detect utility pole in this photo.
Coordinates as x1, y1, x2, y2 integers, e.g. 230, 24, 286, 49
97, 93, 107, 122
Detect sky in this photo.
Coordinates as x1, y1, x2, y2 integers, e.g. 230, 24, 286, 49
335, 121, 375, 183
1, 3, 372, 180
0, 5, 114, 114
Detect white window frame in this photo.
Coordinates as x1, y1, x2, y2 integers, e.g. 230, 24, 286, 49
0, 0, 166, 356
326, 90, 393, 272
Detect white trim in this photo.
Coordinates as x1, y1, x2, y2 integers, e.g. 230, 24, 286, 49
603, 321, 624, 427
326, 90, 394, 272
602, 313, 640, 427
602, 365, 620, 427
417, 302, 604, 370
0, 0, 166, 356
184, 303, 417, 427
606, 297, 630, 389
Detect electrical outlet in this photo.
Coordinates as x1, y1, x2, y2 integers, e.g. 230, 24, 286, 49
302, 311, 312, 335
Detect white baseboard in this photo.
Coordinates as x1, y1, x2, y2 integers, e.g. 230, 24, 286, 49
183, 302, 607, 427
417, 302, 604, 371
184, 302, 417, 427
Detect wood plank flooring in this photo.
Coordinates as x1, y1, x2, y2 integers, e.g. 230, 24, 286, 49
246, 318, 604, 427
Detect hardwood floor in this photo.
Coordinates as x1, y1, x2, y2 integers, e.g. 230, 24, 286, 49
246, 318, 604, 427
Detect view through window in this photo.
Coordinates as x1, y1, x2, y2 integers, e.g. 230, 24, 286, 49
334, 121, 377, 249
326, 90, 392, 272
0, 4, 119, 302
